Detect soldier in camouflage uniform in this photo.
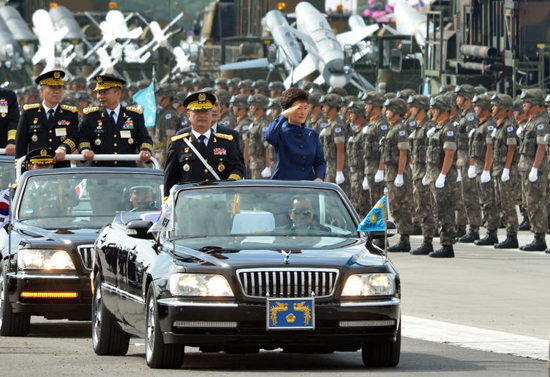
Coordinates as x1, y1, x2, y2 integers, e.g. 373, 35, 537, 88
455, 85, 482, 243
469, 94, 500, 246
379, 98, 414, 252
396, 89, 416, 132
306, 92, 327, 133
346, 100, 370, 215
320, 94, 348, 191
513, 99, 531, 231
365, 92, 389, 209
266, 97, 282, 171
268, 81, 285, 98
426, 95, 459, 258
239, 79, 253, 96
173, 91, 190, 131
518, 89, 550, 251
154, 83, 180, 167
231, 94, 252, 161
243, 94, 271, 179
490, 94, 520, 249
409, 95, 438, 255
217, 90, 236, 129
252, 80, 268, 95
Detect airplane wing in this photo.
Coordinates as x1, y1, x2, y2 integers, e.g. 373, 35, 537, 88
283, 53, 316, 88
336, 24, 379, 46
220, 58, 269, 71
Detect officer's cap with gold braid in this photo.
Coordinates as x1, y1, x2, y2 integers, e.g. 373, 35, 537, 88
35, 70, 65, 86
26, 148, 55, 165
93, 75, 127, 91
183, 92, 215, 111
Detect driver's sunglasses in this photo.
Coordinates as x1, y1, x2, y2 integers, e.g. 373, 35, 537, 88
292, 209, 312, 216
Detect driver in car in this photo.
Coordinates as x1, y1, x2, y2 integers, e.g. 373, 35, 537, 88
280, 196, 330, 232
128, 186, 157, 211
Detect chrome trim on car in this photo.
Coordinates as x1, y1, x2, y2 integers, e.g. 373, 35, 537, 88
340, 298, 401, 307
77, 244, 94, 271
101, 282, 145, 304
158, 299, 238, 307
12, 274, 80, 280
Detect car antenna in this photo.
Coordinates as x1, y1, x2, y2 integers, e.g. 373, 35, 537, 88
172, 192, 176, 263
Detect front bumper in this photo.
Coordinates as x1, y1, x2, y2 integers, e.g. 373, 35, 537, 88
6, 272, 92, 320
157, 298, 400, 350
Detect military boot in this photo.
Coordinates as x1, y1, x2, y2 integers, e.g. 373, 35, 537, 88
410, 237, 433, 255
520, 233, 547, 251
474, 229, 499, 246
429, 244, 454, 258
456, 225, 467, 238
494, 234, 519, 249
457, 227, 480, 243
518, 217, 531, 231
387, 235, 411, 252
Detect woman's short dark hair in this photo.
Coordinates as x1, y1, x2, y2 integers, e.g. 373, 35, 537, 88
280, 88, 309, 110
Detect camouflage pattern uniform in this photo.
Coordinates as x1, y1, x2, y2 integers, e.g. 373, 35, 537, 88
230, 94, 252, 159
242, 94, 270, 179
307, 92, 328, 133
153, 83, 180, 167
217, 90, 236, 130
346, 100, 370, 214
320, 94, 348, 185
515, 104, 530, 228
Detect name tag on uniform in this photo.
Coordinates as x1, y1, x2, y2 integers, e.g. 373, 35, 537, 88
55, 128, 67, 137
120, 130, 131, 138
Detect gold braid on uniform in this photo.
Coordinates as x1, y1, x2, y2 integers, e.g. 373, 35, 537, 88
141, 143, 153, 152
126, 106, 143, 114
228, 174, 242, 180
64, 139, 77, 153
214, 133, 234, 141
83, 107, 99, 115
79, 142, 92, 150
171, 133, 189, 142
60, 104, 78, 113
8, 130, 16, 141
23, 103, 40, 111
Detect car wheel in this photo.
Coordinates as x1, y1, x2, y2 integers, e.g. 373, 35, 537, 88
0, 262, 30, 336
361, 319, 401, 368
92, 275, 129, 355
145, 284, 184, 369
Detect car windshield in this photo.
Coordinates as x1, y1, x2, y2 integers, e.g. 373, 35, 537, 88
17, 172, 163, 228
0, 158, 15, 190
173, 186, 359, 249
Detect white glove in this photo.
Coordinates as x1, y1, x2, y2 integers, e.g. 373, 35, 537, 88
469, 128, 476, 138
362, 176, 369, 190
516, 127, 523, 137
408, 130, 416, 139
409, 163, 414, 170
422, 174, 430, 186
457, 169, 462, 182
394, 174, 404, 187
468, 165, 477, 179
435, 173, 446, 188
491, 128, 497, 138
374, 169, 385, 183
529, 167, 538, 182
336, 171, 345, 185
261, 167, 272, 178
480, 170, 491, 183
501, 168, 510, 182
426, 127, 436, 138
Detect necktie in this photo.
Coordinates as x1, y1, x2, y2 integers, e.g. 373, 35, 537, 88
110, 111, 116, 123
47, 109, 55, 126
198, 134, 207, 153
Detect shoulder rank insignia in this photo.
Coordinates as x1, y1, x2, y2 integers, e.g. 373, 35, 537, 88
23, 103, 40, 111
60, 104, 78, 113
83, 106, 100, 115
171, 132, 190, 142
126, 106, 143, 115
215, 133, 234, 141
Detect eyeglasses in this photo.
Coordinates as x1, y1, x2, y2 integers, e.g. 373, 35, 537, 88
292, 209, 312, 216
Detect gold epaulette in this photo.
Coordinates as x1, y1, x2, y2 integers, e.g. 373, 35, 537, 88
83, 106, 100, 115
215, 133, 234, 141
126, 106, 143, 114
171, 133, 190, 142
23, 103, 40, 111
61, 104, 78, 113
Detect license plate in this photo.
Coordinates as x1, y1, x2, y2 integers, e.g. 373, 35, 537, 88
266, 297, 315, 330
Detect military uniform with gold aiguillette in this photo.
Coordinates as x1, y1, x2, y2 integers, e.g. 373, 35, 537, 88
0, 88, 19, 148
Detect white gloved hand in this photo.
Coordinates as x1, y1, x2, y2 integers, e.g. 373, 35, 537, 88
480, 170, 491, 183
422, 174, 430, 186
457, 169, 462, 182
374, 169, 385, 183
435, 173, 446, 188
529, 167, 538, 182
409, 163, 414, 170
516, 127, 523, 137
362, 176, 369, 190
261, 167, 272, 178
501, 168, 510, 182
426, 127, 436, 138
336, 171, 345, 185
394, 174, 404, 187
467, 165, 477, 179
469, 128, 476, 138
491, 128, 497, 138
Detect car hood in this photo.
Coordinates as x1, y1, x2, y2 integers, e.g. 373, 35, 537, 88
14, 223, 101, 249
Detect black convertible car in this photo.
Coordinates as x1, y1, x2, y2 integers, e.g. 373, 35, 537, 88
92, 180, 400, 369
0, 167, 163, 336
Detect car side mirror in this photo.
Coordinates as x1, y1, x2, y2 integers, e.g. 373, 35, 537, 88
368, 220, 398, 239
126, 220, 154, 240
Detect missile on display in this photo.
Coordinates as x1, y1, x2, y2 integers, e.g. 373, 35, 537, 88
32, 9, 68, 73
348, 14, 378, 63
393, 1, 433, 47
264, 9, 302, 70
0, 16, 23, 68
0, 6, 35, 42
49, 5, 86, 41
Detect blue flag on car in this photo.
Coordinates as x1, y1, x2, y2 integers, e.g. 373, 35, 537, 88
132, 81, 156, 127
357, 196, 386, 232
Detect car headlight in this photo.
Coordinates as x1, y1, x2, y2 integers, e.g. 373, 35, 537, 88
18, 249, 76, 270
169, 273, 234, 297
341, 273, 395, 296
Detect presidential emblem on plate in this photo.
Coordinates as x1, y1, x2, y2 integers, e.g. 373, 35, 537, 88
267, 297, 315, 330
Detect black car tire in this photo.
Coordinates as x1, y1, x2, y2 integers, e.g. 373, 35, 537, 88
92, 275, 129, 355
145, 284, 184, 369
0, 262, 30, 337
361, 319, 401, 368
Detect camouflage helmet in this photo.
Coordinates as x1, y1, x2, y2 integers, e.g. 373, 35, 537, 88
328, 87, 348, 97
247, 94, 269, 108
439, 84, 456, 94
384, 92, 396, 100
268, 81, 285, 92
363, 91, 385, 106
521, 88, 546, 106
320, 93, 344, 108
174, 91, 188, 103
252, 79, 268, 92
214, 77, 228, 87
308, 91, 323, 106
444, 92, 458, 108
229, 93, 249, 108
513, 99, 523, 112
407, 94, 430, 110
181, 77, 194, 88
239, 79, 253, 90
454, 84, 475, 99
156, 83, 178, 98
216, 90, 231, 105
344, 95, 357, 105
347, 100, 365, 115
490, 93, 513, 110
72, 76, 87, 86
429, 94, 452, 111
474, 85, 487, 95
267, 97, 282, 111
74, 91, 91, 102
62, 92, 78, 108
25, 85, 39, 98
396, 89, 416, 100
384, 98, 408, 115
472, 94, 492, 109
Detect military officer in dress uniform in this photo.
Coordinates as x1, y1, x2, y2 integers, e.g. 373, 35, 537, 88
0, 86, 19, 155
16, 70, 78, 168
79, 75, 153, 167
163, 92, 244, 199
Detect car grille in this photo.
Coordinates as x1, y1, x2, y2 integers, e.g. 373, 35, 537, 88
237, 269, 339, 298
77, 245, 94, 271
